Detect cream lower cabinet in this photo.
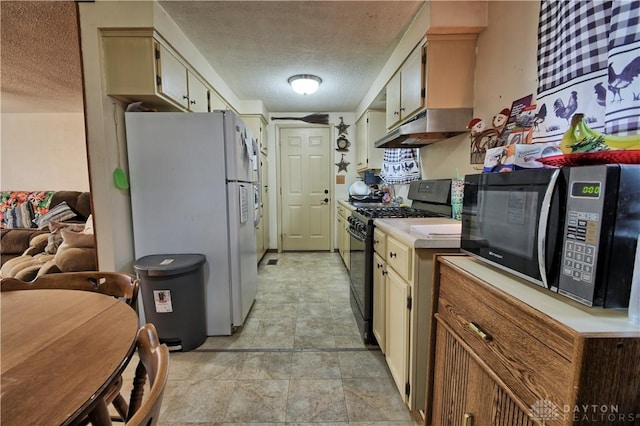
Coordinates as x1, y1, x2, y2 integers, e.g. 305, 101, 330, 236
337, 204, 351, 269
372, 252, 387, 352
428, 256, 640, 426
373, 226, 457, 414
372, 228, 387, 351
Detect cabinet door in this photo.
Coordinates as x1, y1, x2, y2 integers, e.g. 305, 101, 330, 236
386, 268, 410, 401
156, 44, 188, 109
187, 70, 209, 112
372, 252, 386, 353
343, 216, 350, 270
337, 213, 345, 261
431, 318, 536, 426
386, 72, 401, 129
355, 114, 367, 171
399, 46, 423, 121
366, 110, 386, 169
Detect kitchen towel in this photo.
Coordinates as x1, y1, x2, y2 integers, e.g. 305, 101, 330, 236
534, 0, 640, 143
379, 148, 421, 184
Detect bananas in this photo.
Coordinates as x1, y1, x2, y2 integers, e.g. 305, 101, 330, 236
560, 114, 640, 154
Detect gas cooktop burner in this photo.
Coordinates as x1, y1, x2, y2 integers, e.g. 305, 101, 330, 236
355, 206, 444, 219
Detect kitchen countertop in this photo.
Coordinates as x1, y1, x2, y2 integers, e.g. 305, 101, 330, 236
441, 255, 640, 335
374, 217, 461, 249
337, 199, 356, 211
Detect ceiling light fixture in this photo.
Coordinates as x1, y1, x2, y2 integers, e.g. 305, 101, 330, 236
288, 74, 322, 95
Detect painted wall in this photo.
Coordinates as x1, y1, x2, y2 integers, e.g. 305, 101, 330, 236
1, 113, 89, 191
419, 1, 541, 180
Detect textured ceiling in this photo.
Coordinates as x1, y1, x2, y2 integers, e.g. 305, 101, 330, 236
1, 1, 84, 113
158, 1, 424, 112
1, 1, 423, 114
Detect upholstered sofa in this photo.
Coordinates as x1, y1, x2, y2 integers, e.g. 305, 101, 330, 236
1, 191, 95, 279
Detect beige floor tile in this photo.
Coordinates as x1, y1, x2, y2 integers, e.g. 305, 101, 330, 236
286, 379, 349, 423
223, 380, 289, 423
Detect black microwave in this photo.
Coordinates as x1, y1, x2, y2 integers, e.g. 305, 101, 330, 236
461, 164, 640, 308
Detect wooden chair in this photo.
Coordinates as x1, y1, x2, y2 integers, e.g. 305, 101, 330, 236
0, 271, 140, 421
87, 323, 170, 426
125, 323, 170, 425
0, 271, 139, 309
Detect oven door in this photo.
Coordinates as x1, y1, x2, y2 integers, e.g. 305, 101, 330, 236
348, 226, 373, 342
461, 168, 565, 289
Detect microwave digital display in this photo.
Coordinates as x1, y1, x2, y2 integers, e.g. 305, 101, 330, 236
571, 181, 601, 198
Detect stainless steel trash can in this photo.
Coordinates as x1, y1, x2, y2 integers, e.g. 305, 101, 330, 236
134, 254, 206, 351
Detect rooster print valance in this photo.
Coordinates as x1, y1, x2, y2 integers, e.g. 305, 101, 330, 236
380, 148, 421, 184
534, 0, 639, 144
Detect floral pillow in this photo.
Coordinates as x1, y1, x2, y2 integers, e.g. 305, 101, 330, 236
1, 191, 55, 228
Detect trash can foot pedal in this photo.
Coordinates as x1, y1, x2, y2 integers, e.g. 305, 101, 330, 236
160, 337, 183, 352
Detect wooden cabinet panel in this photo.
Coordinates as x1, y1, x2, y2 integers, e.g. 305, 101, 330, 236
428, 256, 640, 426
387, 236, 412, 282
438, 263, 573, 409
431, 317, 536, 426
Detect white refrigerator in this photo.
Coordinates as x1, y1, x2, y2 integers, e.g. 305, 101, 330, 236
125, 111, 259, 335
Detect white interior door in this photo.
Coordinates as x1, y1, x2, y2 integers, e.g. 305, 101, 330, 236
279, 126, 332, 251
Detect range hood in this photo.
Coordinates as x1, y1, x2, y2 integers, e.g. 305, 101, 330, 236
374, 108, 473, 148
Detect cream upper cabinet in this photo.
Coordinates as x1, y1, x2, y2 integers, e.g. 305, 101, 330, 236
156, 43, 189, 109
102, 30, 210, 112
386, 44, 424, 129
186, 70, 209, 112
356, 110, 386, 172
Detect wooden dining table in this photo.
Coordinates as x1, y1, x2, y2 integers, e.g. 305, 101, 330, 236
1, 289, 139, 426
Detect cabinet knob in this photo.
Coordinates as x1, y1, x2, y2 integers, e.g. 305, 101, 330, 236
190, 99, 196, 105
389, 252, 396, 258
183, 95, 189, 100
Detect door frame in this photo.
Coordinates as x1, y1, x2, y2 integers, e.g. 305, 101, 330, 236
275, 123, 334, 252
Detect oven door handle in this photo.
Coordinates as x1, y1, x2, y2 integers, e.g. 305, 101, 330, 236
347, 227, 366, 242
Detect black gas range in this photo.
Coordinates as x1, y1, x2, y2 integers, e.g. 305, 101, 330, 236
347, 179, 453, 345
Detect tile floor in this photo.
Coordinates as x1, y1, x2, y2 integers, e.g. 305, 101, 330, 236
123, 252, 423, 425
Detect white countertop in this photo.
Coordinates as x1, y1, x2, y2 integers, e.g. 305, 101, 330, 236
442, 256, 640, 336
374, 217, 461, 249
337, 199, 356, 211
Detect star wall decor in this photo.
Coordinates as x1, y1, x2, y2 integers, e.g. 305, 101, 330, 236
335, 153, 350, 173
335, 116, 350, 135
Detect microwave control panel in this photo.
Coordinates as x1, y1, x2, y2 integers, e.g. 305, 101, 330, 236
557, 166, 608, 307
